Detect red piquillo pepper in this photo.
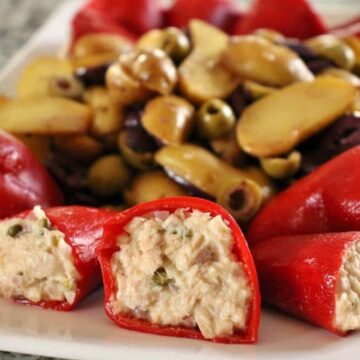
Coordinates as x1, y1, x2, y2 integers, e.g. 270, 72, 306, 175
0, 130, 63, 219
247, 145, 360, 246
97, 197, 260, 343
3, 206, 115, 311
251, 231, 360, 335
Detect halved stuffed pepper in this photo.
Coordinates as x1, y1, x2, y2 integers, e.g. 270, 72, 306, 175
97, 196, 260, 343
252, 231, 360, 335
0, 206, 114, 310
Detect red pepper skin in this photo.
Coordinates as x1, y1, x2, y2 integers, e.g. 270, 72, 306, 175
164, 0, 243, 33
251, 231, 360, 336
0, 130, 63, 219
97, 197, 260, 343
71, 8, 137, 45
330, 16, 360, 38
232, 0, 326, 39
14, 206, 115, 311
247, 146, 360, 246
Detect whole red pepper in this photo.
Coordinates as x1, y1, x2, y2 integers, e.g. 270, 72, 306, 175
13, 206, 115, 311
0, 130, 63, 219
232, 0, 326, 39
97, 196, 260, 343
247, 146, 360, 246
164, 0, 243, 33
251, 231, 360, 336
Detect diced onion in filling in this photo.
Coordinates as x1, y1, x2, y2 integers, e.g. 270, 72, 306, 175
0, 206, 79, 304
110, 209, 252, 339
335, 240, 360, 332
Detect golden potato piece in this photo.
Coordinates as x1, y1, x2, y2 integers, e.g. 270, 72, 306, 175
221, 35, 314, 87
142, 95, 194, 145
260, 151, 302, 179
72, 33, 132, 59
237, 77, 356, 158
71, 52, 118, 70
17, 57, 73, 98
83, 87, 123, 136
15, 135, 51, 163
124, 171, 187, 206
0, 97, 91, 135
178, 20, 238, 104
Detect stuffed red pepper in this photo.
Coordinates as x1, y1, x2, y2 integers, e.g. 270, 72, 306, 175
252, 231, 360, 335
247, 145, 360, 246
0, 130, 63, 219
0, 205, 114, 310
97, 197, 260, 343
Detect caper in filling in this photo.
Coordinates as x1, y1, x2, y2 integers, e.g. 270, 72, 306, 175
0, 206, 79, 304
110, 209, 252, 339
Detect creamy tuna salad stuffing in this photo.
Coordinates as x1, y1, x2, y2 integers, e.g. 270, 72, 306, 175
110, 209, 252, 339
0, 206, 79, 304
335, 240, 360, 332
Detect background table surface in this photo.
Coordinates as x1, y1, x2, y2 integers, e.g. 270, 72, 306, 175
0, 0, 359, 359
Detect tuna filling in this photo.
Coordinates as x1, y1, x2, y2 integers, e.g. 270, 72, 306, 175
0, 206, 78, 304
110, 209, 252, 339
335, 240, 360, 332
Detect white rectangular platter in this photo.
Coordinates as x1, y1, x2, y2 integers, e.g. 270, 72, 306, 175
0, 1, 360, 359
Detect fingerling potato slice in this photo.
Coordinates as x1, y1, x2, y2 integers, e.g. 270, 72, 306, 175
17, 57, 73, 98
237, 77, 356, 157
0, 97, 91, 135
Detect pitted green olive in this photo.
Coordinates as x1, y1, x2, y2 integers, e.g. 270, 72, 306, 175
243, 80, 277, 100
209, 133, 246, 166
49, 76, 84, 99
142, 95, 195, 145
260, 151, 301, 179
221, 35, 314, 86
306, 35, 356, 70
118, 131, 154, 170
124, 171, 187, 206
196, 99, 235, 139
216, 178, 263, 222
155, 144, 268, 222
137, 27, 191, 63
87, 154, 131, 197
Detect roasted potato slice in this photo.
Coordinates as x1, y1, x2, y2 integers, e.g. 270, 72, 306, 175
178, 20, 239, 104
83, 87, 123, 136
236, 77, 356, 157
17, 57, 73, 98
0, 97, 91, 135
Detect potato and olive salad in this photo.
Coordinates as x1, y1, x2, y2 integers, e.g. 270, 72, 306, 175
2, 20, 360, 223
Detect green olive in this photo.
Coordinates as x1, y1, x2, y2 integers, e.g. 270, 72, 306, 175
117, 131, 154, 170
49, 76, 84, 99
124, 171, 187, 206
196, 99, 235, 140
137, 27, 191, 63
306, 35, 356, 70
216, 178, 263, 223
87, 154, 131, 197
260, 151, 301, 179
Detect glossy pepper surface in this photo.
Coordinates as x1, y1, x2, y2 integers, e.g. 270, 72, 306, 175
251, 231, 360, 336
15, 206, 115, 311
0, 130, 63, 219
247, 145, 360, 246
97, 196, 260, 343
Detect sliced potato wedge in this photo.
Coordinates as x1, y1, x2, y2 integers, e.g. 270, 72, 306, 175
237, 77, 356, 157
17, 57, 73, 98
178, 20, 238, 103
221, 35, 314, 87
0, 97, 91, 135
